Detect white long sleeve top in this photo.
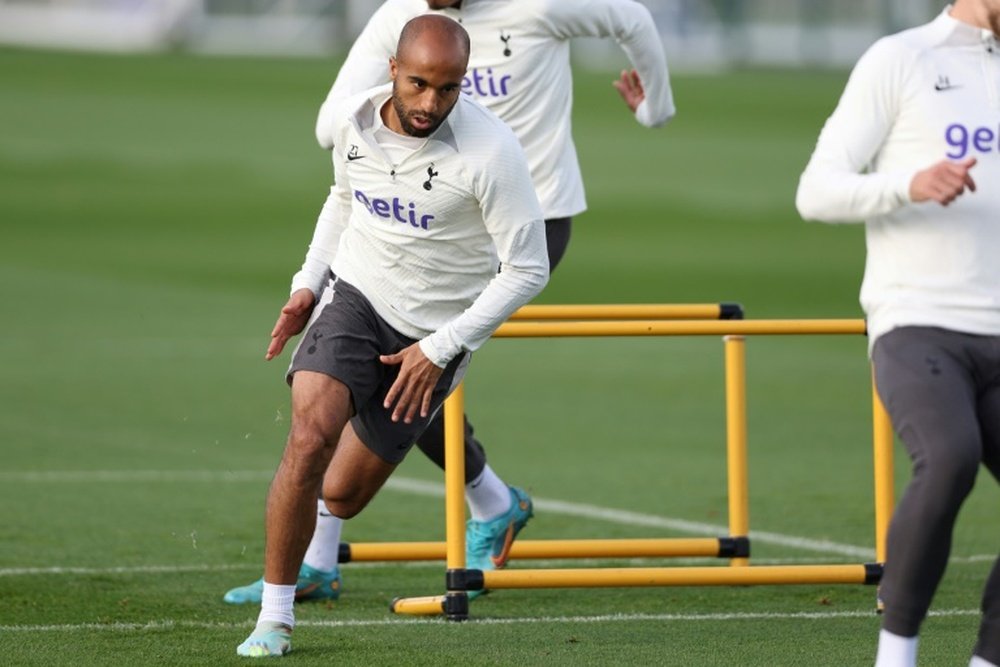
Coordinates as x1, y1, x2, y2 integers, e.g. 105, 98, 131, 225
796, 9, 1000, 346
292, 85, 549, 367
316, 0, 676, 219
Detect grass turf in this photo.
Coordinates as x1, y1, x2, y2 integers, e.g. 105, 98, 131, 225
0, 47, 996, 665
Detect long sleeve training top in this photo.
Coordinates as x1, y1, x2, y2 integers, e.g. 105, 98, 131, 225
796, 9, 1000, 346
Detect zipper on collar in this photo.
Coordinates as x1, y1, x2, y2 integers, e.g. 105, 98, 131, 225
983, 31, 999, 110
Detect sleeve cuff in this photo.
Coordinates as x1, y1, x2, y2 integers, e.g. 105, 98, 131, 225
418, 336, 451, 369
634, 98, 674, 128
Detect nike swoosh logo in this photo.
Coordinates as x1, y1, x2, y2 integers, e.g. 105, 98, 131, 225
934, 84, 960, 91
347, 154, 365, 161
294, 583, 319, 599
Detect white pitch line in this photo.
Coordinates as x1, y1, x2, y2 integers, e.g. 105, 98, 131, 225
0, 470, 880, 558
387, 478, 878, 559
0, 608, 981, 634
1, 553, 991, 579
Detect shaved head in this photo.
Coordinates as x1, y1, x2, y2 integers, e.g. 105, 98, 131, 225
396, 14, 470, 68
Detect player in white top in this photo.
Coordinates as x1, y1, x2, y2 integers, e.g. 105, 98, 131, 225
224, 0, 676, 607
236, 15, 548, 657
796, 2, 999, 665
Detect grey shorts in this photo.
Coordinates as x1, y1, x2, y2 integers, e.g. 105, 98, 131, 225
288, 276, 469, 464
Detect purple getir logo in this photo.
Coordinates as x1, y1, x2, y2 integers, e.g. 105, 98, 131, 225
945, 122, 999, 159
354, 189, 434, 230
462, 67, 511, 98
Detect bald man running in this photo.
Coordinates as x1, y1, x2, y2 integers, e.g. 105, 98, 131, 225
236, 14, 548, 657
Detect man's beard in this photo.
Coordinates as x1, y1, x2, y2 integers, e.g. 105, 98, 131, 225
990, 9, 1000, 38
392, 92, 444, 138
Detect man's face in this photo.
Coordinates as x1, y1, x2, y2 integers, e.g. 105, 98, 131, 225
389, 49, 466, 137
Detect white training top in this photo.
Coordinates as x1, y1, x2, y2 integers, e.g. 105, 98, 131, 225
292, 85, 549, 367
796, 8, 1000, 347
316, 0, 676, 219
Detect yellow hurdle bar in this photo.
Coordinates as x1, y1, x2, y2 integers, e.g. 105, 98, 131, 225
483, 564, 879, 589
495, 319, 866, 338
444, 385, 466, 572
509, 303, 740, 321
724, 336, 750, 567
389, 595, 446, 616
347, 537, 729, 562
872, 375, 895, 565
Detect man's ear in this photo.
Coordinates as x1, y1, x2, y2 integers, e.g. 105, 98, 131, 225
389, 56, 398, 81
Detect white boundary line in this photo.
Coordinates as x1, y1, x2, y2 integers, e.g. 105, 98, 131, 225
1, 553, 991, 579
0, 608, 981, 633
0, 471, 877, 557
1, 471, 991, 565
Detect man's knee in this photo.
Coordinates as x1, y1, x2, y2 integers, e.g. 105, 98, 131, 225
910, 432, 981, 502
286, 422, 338, 459
320, 493, 366, 519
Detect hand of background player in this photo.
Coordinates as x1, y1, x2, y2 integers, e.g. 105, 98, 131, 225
265, 288, 316, 361
612, 69, 645, 113
380, 343, 444, 424
910, 157, 977, 206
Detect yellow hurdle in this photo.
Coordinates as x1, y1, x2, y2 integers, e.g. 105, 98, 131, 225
364, 307, 892, 619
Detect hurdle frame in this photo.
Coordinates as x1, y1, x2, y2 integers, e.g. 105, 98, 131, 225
343, 306, 895, 620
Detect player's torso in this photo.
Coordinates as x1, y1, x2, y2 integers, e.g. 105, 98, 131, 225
337, 100, 498, 261
880, 40, 1000, 173
434, 1, 571, 134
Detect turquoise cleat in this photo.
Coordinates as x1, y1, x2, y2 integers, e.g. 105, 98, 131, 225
224, 564, 342, 605
236, 621, 292, 657
465, 486, 533, 599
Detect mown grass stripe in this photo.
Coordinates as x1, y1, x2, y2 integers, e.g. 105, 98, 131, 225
0, 608, 980, 633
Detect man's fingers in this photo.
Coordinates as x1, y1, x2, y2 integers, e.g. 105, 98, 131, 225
391, 382, 418, 423
420, 386, 434, 419
380, 353, 402, 366
270, 314, 290, 339
965, 172, 977, 193
265, 337, 285, 361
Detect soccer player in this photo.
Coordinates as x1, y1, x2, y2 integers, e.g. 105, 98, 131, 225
796, 2, 999, 665
236, 15, 548, 656
224, 0, 675, 605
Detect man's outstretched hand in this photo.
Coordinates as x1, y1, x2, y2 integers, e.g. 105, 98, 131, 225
266, 288, 315, 361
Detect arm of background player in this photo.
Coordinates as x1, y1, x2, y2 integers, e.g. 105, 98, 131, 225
795, 38, 917, 223
314, 4, 402, 149
418, 137, 549, 368
542, 0, 675, 127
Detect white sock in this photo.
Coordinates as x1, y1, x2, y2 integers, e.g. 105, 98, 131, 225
874, 629, 918, 667
970, 656, 999, 667
465, 464, 511, 521
258, 582, 295, 628
302, 499, 342, 573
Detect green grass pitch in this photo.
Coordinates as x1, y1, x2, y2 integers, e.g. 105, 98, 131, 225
0, 47, 996, 665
